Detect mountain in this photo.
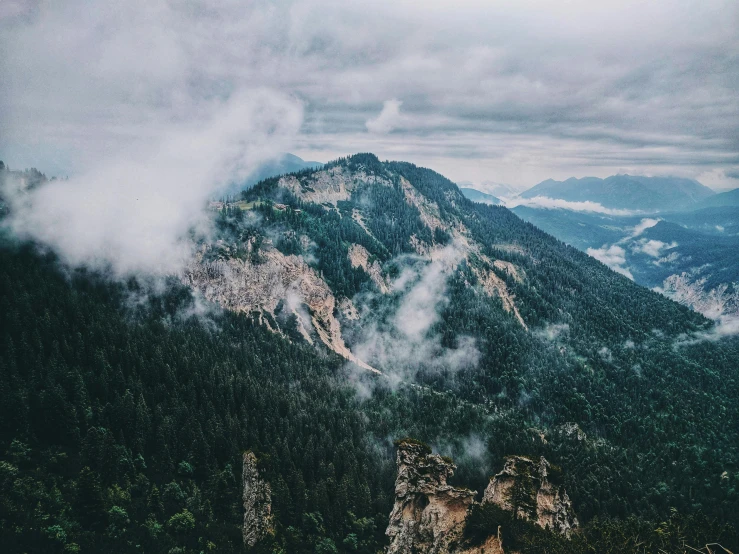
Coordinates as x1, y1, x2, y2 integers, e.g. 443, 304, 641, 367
520, 174, 715, 212
458, 180, 519, 199
512, 205, 739, 320
220, 153, 322, 195
1, 154, 738, 552
459, 187, 502, 205
692, 187, 739, 209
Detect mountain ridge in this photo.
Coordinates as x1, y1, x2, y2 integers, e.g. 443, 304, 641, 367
520, 174, 715, 211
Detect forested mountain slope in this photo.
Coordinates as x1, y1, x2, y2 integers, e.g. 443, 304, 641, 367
1, 154, 739, 552
512, 205, 739, 320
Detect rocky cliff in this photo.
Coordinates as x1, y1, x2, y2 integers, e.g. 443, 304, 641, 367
185, 245, 378, 373
242, 452, 273, 547
386, 439, 504, 554
482, 455, 578, 537
386, 441, 578, 553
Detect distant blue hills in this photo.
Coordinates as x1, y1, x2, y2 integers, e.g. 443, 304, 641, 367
519, 174, 716, 212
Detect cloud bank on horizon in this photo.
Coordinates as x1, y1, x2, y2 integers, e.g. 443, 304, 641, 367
1, 0, 738, 197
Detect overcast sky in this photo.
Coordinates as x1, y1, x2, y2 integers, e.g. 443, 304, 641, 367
1, 0, 738, 190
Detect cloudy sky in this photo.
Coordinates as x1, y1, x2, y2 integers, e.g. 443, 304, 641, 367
1, 0, 738, 190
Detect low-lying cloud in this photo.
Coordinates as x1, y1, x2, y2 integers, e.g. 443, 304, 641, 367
631, 238, 677, 258
2, 92, 302, 276
628, 218, 660, 238
351, 242, 480, 384
504, 196, 638, 216
584, 218, 666, 278
586, 244, 634, 279
1, 1, 305, 277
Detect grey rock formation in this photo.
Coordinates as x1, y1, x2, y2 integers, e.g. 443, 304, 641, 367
386, 442, 579, 553
482, 455, 578, 536
242, 451, 273, 547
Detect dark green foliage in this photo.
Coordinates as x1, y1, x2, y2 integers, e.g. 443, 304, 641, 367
466, 504, 737, 554
393, 438, 431, 455
465, 503, 508, 545
0, 243, 392, 552
506, 466, 538, 521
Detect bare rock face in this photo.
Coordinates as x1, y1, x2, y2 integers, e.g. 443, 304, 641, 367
185, 247, 378, 373
348, 243, 389, 293
386, 440, 503, 554
482, 455, 578, 536
242, 452, 273, 547
278, 165, 392, 206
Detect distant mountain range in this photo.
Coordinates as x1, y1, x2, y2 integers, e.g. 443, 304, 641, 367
520, 174, 716, 212
457, 180, 520, 199
459, 187, 501, 205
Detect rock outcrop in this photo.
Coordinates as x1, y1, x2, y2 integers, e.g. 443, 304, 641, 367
278, 165, 392, 206
386, 440, 503, 554
185, 247, 378, 373
242, 452, 273, 547
482, 455, 578, 537
386, 442, 578, 553
348, 243, 389, 293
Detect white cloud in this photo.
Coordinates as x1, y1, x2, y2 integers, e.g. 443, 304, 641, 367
586, 244, 634, 279
535, 322, 570, 342
631, 239, 677, 258
504, 196, 637, 216
0, 1, 306, 277
366, 99, 403, 134
3, 0, 737, 187
627, 218, 660, 238
351, 242, 480, 382
2, 90, 303, 277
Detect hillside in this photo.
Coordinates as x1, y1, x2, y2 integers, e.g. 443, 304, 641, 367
520, 175, 715, 211
459, 187, 502, 205
693, 187, 739, 210
512, 205, 739, 320
1, 154, 739, 552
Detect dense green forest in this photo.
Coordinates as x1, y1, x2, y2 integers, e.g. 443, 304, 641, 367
0, 242, 394, 553
2, 155, 739, 552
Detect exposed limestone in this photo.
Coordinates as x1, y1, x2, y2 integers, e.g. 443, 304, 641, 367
387, 442, 578, 553
482, 456, 578, 536
339, 297, 360, 320
386, 440, 486, 554
184, 247, 378, 373
556, 422, 587, 442
410, 233, 433, 257
242, 452, 273, 547
470, 259, 527, 330
661, 272, 739, 320
348, 243, 389, 293
352, 208, 380, 243
400, 176, 447, 232
493, 260, 525, 284
278, 166, 392, 206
